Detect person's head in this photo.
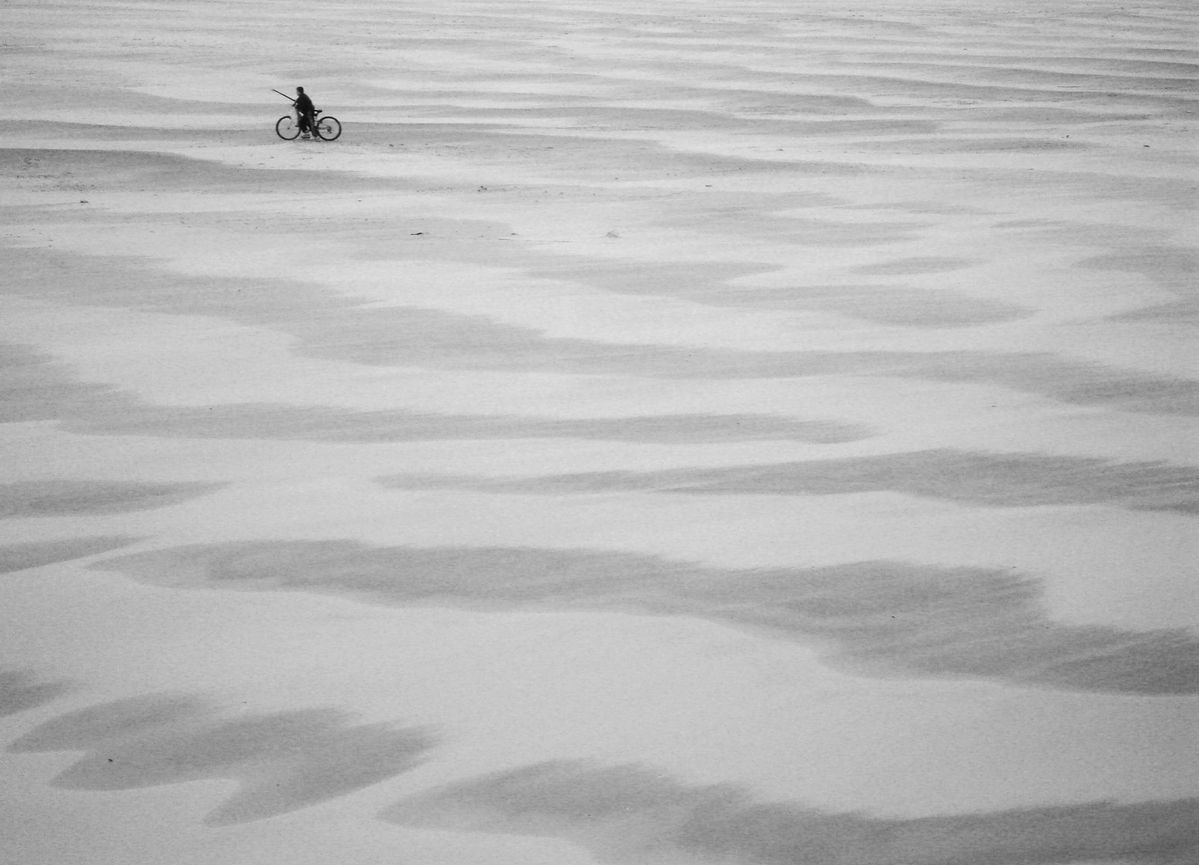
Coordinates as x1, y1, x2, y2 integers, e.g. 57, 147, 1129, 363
296, 86, 305, 94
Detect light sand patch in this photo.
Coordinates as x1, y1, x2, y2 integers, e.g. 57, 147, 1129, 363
9, 694, 435, 826
384, 760, 1199, 865
93, 541, 1199, 695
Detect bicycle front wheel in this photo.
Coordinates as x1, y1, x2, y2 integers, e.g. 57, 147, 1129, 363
315, 115, 342, 141
275, 115, 300, 140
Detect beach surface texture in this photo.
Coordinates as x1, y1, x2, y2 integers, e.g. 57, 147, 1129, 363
2, 0, 1197, 862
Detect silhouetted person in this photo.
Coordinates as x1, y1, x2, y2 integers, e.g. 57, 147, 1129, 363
293, 86, 316, 139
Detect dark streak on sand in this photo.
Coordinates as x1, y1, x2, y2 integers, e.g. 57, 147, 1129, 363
0, 343, 871, 444
1082, 245, 1199, 322
3, 248, 1197, 415
384, 760, 1199, 865
9, 694, 435, 826
0, 669, 71, 717
0, 537, 139, 574
0, 480, 223, 518
380, 449, 1199, 514
0, 147, 412, 195
530, 259, 1030, 328
92, 542, 1199, 695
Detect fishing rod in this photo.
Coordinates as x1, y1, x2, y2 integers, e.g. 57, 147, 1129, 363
271, 89, 295, 103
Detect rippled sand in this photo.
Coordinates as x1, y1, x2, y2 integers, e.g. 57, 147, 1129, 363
2, 0, 1197, 862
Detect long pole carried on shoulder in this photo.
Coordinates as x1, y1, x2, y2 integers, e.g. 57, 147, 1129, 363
271, 89, 295, 103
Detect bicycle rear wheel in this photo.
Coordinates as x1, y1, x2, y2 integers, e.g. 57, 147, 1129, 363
315, 115, 342, 141
275, 115, 300, 140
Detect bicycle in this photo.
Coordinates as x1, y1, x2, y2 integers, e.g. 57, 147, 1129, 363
276, 109, 342, 141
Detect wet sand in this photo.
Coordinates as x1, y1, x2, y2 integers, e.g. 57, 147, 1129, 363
2, 0, 1197, 862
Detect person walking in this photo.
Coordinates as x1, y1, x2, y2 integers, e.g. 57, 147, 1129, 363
293, 86, 316, 139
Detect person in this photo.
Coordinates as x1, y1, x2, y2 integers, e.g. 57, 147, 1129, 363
293, 86, 316, 139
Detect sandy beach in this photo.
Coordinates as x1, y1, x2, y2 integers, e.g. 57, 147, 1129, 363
2, 0, 1198, 861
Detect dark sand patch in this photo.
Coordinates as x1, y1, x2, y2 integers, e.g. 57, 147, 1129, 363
0, 481, 223, 518
4, 249, 1196, 415
854, 136, 1088, 154
963, 104, 1156, 124
397, 104, 940, 139
0, 537, 139, 574
769, 69, 1199, 114
5, 80, 271, 116
384, 760, 1199, 865
871, 53, 1199, 80
369, 125, 882, 180
0, 147, 414, 197
991, 219, 1175, 249
1081, 245, 1199, 322
1, 128, 879, 200
852, 256, 976, 276
707, 284, 1028, 327
1114, 299, 1199, 323
905, 351, 1199, 417
93, 542, 1199, 695
9, 694, 435, 826
0, 669, 71, 718
0, 343, 871, 445
6, 120, 235, 143
116, 406, 868, 445
1081, 246, 1198, 292
532, 260, 1029, 327
380, 449, 1199, 514
530, 260, 778, 300
0, 343, 129, 424
661, 212, 926, 247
